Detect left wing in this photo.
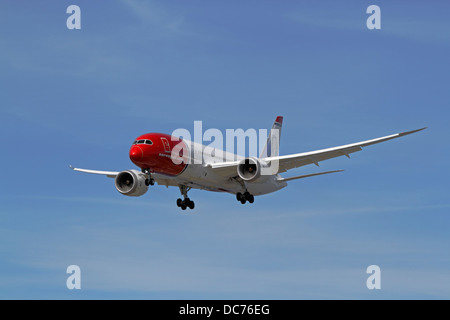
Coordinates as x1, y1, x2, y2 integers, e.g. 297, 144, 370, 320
209, 127, 426, 177
265, 127, 426, 173
207, 160, 240, 178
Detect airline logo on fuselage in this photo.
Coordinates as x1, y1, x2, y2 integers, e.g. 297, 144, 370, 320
160, 137, 171, 153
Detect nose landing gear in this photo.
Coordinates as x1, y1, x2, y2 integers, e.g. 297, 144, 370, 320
142, 168, 155, 186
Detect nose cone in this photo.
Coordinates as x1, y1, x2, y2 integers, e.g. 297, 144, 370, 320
129, 145, 143, 162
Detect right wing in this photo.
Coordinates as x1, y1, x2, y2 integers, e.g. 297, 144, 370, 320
69, 165, 119, 178
70, 165, 180, 188
262, 127, 426, 173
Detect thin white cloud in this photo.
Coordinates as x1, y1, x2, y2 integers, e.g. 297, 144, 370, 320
3, 199, 449, 298
383, 20, 450, 45
118, 0, 189, 35
285, 11, 359, 31
286, 7, 450, 46
11, 237, 450, 298
12, 194, 174, 210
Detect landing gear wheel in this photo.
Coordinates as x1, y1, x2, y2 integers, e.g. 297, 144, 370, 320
177, 185, 195, 210
183, 198, 195, 210
145, 178, 155, 186
237, 191, 254, 204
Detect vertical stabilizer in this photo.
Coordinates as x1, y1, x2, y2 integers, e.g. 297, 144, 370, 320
260, 116, 283, 158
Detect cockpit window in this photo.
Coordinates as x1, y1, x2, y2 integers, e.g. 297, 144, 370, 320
133, 139, 153, 145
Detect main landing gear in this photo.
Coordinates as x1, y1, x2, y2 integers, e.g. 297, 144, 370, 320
177, 185, 195, 210
236, 191, 254, 204
142, 168, 155, 186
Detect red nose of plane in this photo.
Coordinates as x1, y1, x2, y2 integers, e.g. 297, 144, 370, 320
129, 145, 143, 162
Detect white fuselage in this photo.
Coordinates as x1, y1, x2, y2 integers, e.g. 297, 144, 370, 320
154, 139, 287, 196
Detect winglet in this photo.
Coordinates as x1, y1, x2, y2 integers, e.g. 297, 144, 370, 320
399, 127, 427, 137
69, 164, 74, 169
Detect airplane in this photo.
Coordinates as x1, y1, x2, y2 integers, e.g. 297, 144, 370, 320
70, 117, 426, 210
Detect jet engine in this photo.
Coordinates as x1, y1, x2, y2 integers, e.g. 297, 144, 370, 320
237, 157, 261, 182
114, 170, 148, 197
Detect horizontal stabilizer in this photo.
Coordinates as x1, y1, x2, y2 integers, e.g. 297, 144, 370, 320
278, 170, 344, 182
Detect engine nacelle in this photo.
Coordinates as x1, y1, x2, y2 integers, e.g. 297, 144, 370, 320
114, 170, 148, 197
237, 157, 261, 182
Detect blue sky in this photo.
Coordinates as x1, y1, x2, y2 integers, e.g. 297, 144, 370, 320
0, 0, 449, 299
